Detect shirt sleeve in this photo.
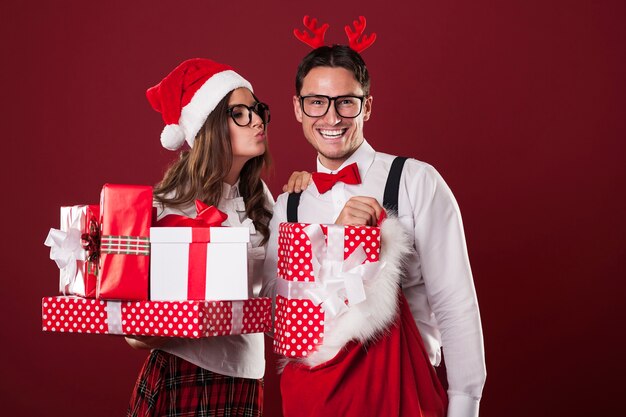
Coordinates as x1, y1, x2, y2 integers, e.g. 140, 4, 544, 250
261, 180, 276, 212
408, 163, 486, 417
251, 180, 275, 296
259, 192, 287, 300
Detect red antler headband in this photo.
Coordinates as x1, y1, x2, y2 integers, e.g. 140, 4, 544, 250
293, 15, 377, 53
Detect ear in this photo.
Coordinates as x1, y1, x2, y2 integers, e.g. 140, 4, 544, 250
363, 95, 373, 121
293, 95, 303, 123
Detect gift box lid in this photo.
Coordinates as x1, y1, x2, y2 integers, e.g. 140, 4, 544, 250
100, 184, 153, 236
150, 227, 250, 243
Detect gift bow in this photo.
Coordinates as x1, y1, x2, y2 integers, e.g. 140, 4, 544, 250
303, 224, 384, 318
81, 218, 100, 264
44, 227, 85, 295
157, 200, 228, 227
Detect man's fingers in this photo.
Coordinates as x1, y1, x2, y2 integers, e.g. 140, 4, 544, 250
346, 197, 383, 222
344, 199, 378, 220
336, 204, 377, 226
342, 211, 374, 225
336, 210, 375, 226
335, 196, 385, 226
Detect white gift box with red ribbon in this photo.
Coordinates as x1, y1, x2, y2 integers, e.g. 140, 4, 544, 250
149, 227, 250, 301
42, 296, 271, 338
274, 223, 384, 358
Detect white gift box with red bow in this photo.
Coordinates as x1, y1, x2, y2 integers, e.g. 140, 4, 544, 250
149, 226, 250, 301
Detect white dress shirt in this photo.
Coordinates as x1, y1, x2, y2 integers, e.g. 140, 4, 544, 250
157, 180, 274, 379
261, 141, 486, 416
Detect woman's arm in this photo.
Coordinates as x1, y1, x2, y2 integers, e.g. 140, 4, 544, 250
125, 335, 170, 350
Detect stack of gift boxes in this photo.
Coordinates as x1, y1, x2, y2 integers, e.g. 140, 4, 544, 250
43, 184, 271, 339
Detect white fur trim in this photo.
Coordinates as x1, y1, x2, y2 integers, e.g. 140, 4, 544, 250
160, 124, 186, 150
179, 70, 252, 148
284, 216, 412, 369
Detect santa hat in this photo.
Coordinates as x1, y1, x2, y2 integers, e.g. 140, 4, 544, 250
146, 58, 253, 150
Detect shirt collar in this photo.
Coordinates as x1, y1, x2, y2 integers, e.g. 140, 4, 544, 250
315, 139, 375, 181
222, 180, 240, 199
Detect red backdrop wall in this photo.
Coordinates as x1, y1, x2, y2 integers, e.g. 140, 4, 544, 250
1, 1, 624, 415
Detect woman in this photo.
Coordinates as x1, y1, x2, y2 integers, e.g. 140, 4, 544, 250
125, 58, 274, 417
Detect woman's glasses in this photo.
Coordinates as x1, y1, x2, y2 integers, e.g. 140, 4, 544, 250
227, 102, 271, 127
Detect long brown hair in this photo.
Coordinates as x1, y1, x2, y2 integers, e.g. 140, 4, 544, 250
154, 90, 272, 244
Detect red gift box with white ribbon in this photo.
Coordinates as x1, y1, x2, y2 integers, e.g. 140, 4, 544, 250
274, 222, 383, 358
42, 296, 271, 338
44, 204, 100, 298
98, 184, 153, 300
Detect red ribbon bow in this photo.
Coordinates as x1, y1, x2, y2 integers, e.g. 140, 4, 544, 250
81, 218, 101, 263
157, 200, 228, 227
312, 163, 362, 194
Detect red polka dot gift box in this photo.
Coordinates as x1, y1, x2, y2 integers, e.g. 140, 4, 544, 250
274, 222, 382, 358
42, 296, 271, 338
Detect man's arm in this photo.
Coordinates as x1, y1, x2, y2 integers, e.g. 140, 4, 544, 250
409, 163, 486, 417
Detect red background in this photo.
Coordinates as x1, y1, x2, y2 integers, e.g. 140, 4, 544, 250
1, 0, 624, 415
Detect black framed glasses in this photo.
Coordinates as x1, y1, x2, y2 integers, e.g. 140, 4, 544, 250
299, 95, 365, 118
227, 102, 271, 127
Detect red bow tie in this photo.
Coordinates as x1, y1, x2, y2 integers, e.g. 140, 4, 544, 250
312, 163, 362, 194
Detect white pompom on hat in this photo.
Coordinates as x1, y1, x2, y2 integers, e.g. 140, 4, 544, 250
146, 58, 253, 150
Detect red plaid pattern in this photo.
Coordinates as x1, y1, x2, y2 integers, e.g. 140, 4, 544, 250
127, 350, 263, 417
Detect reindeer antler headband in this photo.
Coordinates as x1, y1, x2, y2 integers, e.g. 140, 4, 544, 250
293, 15, 377, 53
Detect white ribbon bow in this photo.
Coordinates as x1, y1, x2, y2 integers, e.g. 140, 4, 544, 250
303, 224, 384, 318
44, 227, 85, 295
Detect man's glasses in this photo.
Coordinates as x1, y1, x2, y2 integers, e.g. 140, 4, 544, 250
299, 95, 365, 118
227, 102, 271, 127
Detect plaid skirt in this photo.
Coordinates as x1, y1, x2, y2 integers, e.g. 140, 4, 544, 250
127, 350, 263, 417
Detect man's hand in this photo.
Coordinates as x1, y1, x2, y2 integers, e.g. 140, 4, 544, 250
335, 196, 384, 226
125, 335, 169, 350
282, 171, 312, 193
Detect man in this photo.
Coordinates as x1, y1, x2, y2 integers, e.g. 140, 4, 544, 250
263, 45, 486, 417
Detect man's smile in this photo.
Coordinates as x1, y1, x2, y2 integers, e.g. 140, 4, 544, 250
318, 128, 348, 139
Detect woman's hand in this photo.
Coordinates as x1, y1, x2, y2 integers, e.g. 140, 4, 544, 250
125, 335, 170, 350
282, 171, 312, 193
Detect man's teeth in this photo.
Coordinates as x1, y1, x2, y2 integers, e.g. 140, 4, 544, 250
319, 129, 345, 138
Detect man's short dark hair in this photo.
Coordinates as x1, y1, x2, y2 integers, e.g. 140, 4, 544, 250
295, 45, 371, 96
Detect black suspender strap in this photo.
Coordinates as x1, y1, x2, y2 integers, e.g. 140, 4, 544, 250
382, 157, 409, 213
384, 156, 410, 290
286, 191, 302, 222
286, 156, 408, 222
